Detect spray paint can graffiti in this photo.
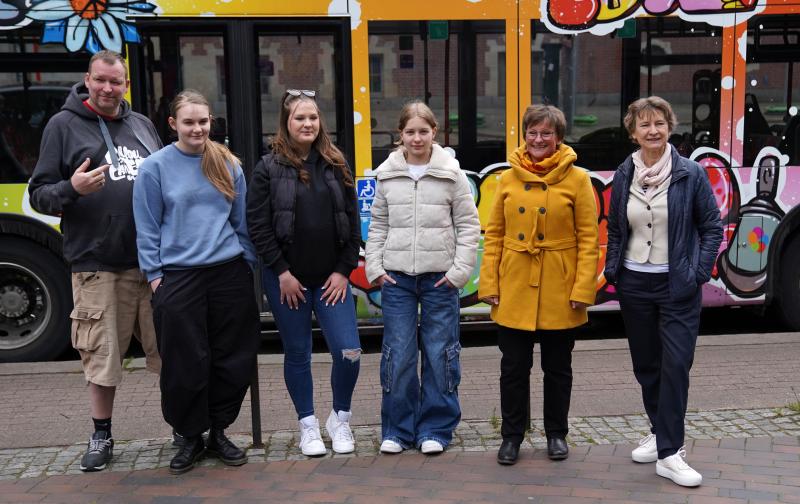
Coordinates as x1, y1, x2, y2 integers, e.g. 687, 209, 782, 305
718, 155, 784, 296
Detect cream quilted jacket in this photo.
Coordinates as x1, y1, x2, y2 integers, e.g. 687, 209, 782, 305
365, 144, 480, 288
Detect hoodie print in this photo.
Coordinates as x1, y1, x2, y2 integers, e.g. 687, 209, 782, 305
104, 144, 146, 182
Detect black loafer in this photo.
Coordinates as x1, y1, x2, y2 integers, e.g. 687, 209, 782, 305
206, 429, 248, 466
169, 435, 205, 475
497, 440, 520, 465
547, 437, 569, 460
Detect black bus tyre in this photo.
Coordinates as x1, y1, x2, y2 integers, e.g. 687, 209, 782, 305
0, 237, 71, 362
778, 234, 800, 331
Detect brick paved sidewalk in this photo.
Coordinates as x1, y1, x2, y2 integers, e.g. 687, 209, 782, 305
1, 407, 798, 480
0, 435, 797, 503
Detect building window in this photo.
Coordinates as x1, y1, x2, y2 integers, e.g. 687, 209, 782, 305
369, 53, 383, 94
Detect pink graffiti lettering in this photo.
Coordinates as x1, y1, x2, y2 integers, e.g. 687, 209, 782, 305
547, 0, 758, 30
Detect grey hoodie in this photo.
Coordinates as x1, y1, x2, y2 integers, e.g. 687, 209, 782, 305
28, 82, 161, 272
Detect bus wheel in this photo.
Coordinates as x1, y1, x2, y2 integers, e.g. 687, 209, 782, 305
0, 237, 71, 362
778, 234, 800, 330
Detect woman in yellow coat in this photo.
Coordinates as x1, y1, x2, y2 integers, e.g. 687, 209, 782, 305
479, 104, 598, 465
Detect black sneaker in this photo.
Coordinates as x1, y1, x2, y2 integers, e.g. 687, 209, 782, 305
80, 431, 114, 472
169, 435, 205, 475
206, 429, 248, 466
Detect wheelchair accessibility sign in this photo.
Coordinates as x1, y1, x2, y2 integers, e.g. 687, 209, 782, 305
356, 178, 376, 240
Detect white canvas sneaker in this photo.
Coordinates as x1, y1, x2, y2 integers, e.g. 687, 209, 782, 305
656, 448, 702, 487
380, 439, 403, 454
632, 433, 658, 463
298, 415, 327, 456
325, 410, 354, 454
420, 440, 444, 455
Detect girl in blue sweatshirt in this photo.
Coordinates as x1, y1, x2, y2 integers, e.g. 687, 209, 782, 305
133, 90, 259, 475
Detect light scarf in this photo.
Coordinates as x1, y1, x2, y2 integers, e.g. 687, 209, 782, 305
632, 146, 672, 200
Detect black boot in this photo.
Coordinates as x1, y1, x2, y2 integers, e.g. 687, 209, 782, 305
497, 440, 520, 465
547, 437, 569, 461
206, 429, 248, 466
169, 435, 205, 475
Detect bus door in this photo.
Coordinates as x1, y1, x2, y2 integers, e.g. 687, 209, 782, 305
130, 18, 354, 175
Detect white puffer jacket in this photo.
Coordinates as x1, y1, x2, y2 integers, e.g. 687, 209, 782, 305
365, 144, 480, 288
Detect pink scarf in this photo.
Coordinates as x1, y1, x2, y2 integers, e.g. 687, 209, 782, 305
632, 146, 672, 199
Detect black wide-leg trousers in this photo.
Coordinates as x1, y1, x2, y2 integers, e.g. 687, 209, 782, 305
498, 325, 576, 444
152, 257, 260, 438
617, 268, 702, 459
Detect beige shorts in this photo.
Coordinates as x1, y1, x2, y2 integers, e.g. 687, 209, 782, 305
70, 269, 161, 387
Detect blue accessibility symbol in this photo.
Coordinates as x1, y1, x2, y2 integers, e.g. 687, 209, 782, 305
357, 179, 376, 199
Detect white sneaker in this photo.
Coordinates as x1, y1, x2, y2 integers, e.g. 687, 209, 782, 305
298, 415, 327, 456
380, 439, 403, 454
632, 433, 657, 463
420, 440, 444, 455
325, 410, 354, 454
656, 448, 702, 487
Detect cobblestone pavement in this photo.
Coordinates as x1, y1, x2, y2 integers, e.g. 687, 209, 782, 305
1, 408, 797, 480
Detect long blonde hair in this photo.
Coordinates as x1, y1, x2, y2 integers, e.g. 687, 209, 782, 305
170, 90, 238, 200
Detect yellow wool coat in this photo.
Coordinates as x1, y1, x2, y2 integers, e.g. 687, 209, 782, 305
478, 144, 599, 331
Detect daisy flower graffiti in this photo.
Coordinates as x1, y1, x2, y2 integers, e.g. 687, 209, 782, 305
25, 0, 159, 53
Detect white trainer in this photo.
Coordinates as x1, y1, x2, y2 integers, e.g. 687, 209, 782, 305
420, 440, 444, 455
325, 410, 354, 454
298, 415, 327, 456
656, 448, 702, 487
632, 433, 658, 463
380, 439, 403, 454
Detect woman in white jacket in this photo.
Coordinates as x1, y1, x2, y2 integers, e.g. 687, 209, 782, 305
365, 101, 480, 455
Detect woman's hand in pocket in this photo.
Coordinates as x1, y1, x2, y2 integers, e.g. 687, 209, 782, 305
434, 276, 455, 288
150, 278, 162, 293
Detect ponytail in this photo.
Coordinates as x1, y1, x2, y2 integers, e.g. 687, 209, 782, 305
170, 89, 239, 200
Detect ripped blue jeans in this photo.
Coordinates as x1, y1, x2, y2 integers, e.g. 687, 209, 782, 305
380, 271, 462, 449
262, 268, 361, 419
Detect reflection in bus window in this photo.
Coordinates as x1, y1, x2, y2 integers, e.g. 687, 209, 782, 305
639, 19, 722, 157
532, 22, 627, 171
745, 17, 800, 167
258, 34, 338, 154
142, 34, 228, 148
368, 20, 505, 172
0, 32, 83, 183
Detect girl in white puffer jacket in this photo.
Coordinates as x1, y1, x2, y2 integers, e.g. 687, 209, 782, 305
365, 101, 480, 455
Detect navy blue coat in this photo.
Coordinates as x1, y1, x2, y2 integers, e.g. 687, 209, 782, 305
604, 146, 723, 302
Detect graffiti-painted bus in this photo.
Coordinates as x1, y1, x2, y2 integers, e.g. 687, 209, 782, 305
1, 0, 798, 361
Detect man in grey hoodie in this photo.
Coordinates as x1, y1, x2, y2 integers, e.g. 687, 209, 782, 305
28, 50, 162, 472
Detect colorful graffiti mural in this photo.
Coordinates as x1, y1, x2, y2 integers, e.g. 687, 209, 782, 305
349, 144, 800, 317
0, 0, 159, 52
541, 0, 765, 34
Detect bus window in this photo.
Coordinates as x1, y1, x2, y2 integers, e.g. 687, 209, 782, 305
745, 17, 800, 167
0, 31, 84, 183
639, 18, 722, 156
140, 33, 228, 148
257, 33, 339, 154
368, 20, 505, 171
532, 22, 629, 171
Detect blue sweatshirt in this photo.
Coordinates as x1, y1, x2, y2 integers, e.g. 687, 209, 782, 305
133, 143, 256, 282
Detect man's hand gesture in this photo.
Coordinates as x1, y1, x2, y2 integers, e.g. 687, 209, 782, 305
71, 158, 110, 195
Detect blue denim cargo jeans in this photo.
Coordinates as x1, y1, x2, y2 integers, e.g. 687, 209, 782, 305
379, 271, 462, 449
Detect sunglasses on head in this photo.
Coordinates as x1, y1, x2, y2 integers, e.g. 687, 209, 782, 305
286, 89, 316, 98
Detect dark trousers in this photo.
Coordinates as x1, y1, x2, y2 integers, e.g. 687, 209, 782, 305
152, 257, 260, 438
498, 325, 575, 444
617, 268, 701, 459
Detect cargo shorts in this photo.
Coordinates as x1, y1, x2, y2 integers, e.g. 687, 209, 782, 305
70, 269, 161, 387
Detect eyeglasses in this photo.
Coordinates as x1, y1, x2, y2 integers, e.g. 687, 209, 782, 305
286, 89, 316, 98
526, 130, 555, 140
